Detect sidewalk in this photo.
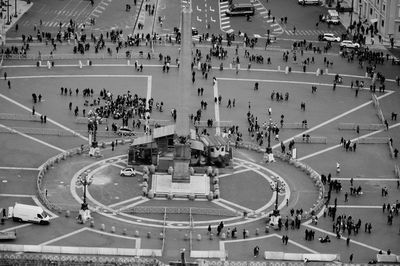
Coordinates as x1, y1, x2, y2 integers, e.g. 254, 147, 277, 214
0, 0, 33, 44
337, 1, 400, 50
135, 0, 158, 36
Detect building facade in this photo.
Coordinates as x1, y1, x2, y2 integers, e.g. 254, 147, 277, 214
353, 0, 400, 42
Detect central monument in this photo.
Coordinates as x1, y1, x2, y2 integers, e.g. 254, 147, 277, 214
172, 2, 193, 183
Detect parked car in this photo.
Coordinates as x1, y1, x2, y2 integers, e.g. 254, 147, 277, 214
120, 168, 136, 177
392, 58, 400, 65
225, 3, 255, 16
117, 126, 135, 136
319, 33, 341, 42
340, 40, 360, 49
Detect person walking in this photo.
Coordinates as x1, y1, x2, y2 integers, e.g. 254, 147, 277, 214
253, 246, 260, 257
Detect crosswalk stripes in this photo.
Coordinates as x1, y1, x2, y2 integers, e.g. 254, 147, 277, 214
252, 0, 284, 36
218, 1, 232, 33
283, 29, 343, 36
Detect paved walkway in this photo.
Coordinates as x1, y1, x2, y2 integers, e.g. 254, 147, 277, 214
0, 0, 33, 44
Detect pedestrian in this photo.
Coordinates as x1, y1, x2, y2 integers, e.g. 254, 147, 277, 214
208, 224, 211, 234
344, 192, 348, 202
32, 106, 35, 115
7, 80, 11, 89
346, 237, 350, 246
349, 253, 353, 263
4, 72, 7, 80
243, 229, 247, 239
111, 141, 114, 151
253, 246, 260, 257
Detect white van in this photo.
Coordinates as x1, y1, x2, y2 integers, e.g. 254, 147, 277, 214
10, 203, 50, 225
323, 10, 340, 24
298, 0, 321, 5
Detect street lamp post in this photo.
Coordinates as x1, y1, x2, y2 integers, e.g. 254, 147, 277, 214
349, 0, 355, 29
266, 118, 272, 154
88, 110, 99, 148
273, 179, 280, 216
77, 170, 93, 210
14, 0, 17, 17
6, 0, 10, 25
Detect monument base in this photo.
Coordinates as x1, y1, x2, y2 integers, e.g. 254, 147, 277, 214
151, 174, 210, 199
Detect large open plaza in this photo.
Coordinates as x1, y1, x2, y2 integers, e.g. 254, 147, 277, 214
0, 0, 399, 265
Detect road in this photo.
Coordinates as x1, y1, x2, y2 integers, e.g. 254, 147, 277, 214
6, 0, 140, 39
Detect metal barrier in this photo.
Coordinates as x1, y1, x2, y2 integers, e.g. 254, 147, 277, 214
0, 113, 42, 122
282, 123, 307, 129
75, 117, 107, 124
293, 136, 327, 144
395, 165, 400, 179
0, 252, 166, 266
0, 126, 77, 136
371, 94, 386, 125
126, 206, 236, 217
338, 123, 385, 131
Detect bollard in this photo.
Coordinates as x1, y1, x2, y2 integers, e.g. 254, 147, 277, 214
123, 228, 127, 235
127, 60, 130, 66
47, 61, 51, 69
278, 65, 281, 71
79, 60, 83, 69
101, 224, 105, 231
365, 72, 368, 78
147, 232, 151, 238
65, 210, 70, 218
90, 220, 94, 228
285, 66, 289, 74
265, 225, 270, 234
184, 233, 189, 240
255, 228, 260, 236
197, 234, 202, 241
160, 232, 164, 239
325, 68, 328, 74
134, 230, 140, 237
209, 233, 213, 240
316, 68, 320, 76
111, 226, 116, 233
230, 63, 232, 69
87, 60, 90, 66
221, 232, 226, 240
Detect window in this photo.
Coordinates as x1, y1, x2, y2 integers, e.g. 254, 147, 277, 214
381, 20, 384, 27
370, 8, 373, 15
382, 4, 385, 11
